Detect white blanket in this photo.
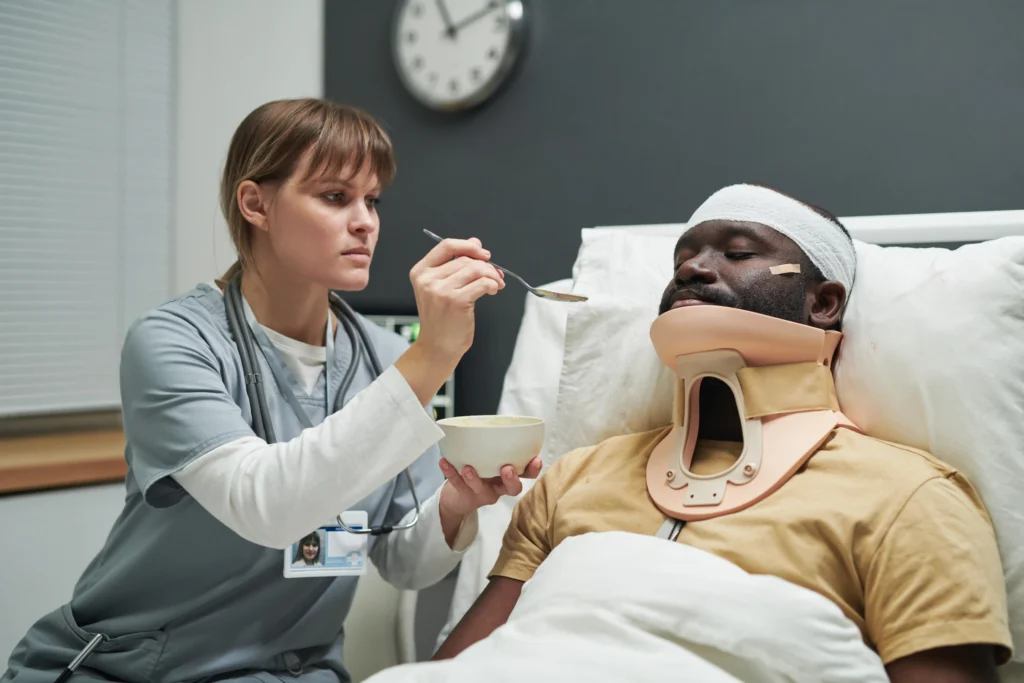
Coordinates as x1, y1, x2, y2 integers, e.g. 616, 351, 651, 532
366, 531, 888, 683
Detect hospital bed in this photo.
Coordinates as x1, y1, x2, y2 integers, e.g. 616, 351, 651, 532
344, 209, 1024, 682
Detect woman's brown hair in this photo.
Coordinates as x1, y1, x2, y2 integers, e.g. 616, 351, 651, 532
218, 98, 396, 281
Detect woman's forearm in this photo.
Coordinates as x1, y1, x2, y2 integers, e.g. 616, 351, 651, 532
174, 364, 443, 548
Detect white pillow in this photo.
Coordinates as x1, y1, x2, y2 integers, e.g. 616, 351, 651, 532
834, 240, 1024, 665
547, 228, 679, 463
549, 226, 1024, 664
496, 278, 574, 462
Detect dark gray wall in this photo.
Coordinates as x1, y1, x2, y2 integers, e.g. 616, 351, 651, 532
326, 0, 1024, 415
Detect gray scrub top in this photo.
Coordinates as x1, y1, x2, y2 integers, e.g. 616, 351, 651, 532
2, 284, 443, 683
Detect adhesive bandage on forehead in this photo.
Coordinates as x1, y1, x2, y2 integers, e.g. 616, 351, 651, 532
685, 184, 856, 293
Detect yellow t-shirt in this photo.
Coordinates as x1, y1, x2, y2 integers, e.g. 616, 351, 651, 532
490, 426, 1012, 665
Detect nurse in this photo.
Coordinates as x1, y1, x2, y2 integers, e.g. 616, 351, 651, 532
2, 98, 541, 683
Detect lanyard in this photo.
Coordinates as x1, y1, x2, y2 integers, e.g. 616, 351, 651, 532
239, 296, 334, 432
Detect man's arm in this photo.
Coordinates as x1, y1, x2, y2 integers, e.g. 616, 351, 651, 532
885, 645, 1000, 683
433, 453, 568, 659
862, 476, 1012, 670
432, 577, 524, 660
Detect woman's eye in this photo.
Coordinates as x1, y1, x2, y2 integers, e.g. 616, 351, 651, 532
366, 197, 380, 208
323, 192, 346, 202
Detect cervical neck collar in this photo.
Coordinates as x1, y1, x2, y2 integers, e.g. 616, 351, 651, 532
646, 306, 860, 522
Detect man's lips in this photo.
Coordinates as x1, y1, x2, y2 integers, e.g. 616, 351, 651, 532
670, 298, 711, 309
668, 289, 719, 309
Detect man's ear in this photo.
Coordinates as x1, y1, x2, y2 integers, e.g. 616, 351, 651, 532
806, 281, 847, 330
237, 180, 271, 233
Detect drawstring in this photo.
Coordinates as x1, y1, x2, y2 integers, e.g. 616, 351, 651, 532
656, 518, 686, 541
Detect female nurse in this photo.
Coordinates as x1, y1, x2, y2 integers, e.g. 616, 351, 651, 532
2, 98, 541, 683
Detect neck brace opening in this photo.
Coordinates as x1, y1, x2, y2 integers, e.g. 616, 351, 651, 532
646, 306, 860, 522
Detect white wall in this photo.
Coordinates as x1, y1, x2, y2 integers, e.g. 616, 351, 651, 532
0, 484, 126, 662
175, 0, 325, 293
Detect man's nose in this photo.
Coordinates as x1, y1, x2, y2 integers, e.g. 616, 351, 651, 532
676, 249, 719, 284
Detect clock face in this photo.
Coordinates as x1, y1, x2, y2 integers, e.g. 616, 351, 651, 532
393, 0, 526, 111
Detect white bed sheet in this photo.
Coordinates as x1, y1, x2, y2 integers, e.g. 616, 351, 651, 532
380, 532, 888, 683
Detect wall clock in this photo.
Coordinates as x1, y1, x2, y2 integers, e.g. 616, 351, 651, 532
392, 0, 527, 112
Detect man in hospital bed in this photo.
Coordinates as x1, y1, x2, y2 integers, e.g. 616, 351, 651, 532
434, 185, 1013, 681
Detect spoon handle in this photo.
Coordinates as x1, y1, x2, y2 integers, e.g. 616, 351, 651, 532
422, 229, 512, 275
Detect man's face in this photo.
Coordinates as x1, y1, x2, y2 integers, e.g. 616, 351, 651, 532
658, 220, 813, 323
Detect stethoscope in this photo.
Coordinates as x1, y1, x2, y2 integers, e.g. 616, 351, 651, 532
223, 277, 421, 536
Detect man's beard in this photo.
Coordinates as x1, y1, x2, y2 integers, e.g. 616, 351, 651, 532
658, 281, 807, 324
736, 285, 807, 323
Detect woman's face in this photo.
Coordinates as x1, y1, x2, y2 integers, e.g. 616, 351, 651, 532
302, 540, 319, 560
263, 155, 382, 292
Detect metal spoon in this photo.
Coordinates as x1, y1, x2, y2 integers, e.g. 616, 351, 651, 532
422, 229, 588, 303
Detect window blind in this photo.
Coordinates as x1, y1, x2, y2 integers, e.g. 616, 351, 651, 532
0, 0, 173, 418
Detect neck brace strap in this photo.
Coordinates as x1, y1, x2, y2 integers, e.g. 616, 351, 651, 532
646, 307, 860, 522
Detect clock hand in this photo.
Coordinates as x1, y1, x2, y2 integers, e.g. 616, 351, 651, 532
450, 0, 501, 33
434, 0, 457, 38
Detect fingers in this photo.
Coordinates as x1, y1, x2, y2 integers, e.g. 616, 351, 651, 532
417, 237, 490, 270
459, 466, 491, 498
430, 256, 476, 278
498, 465, 524, 496
491, 459, 542, 495
432, 256, 503, 288
440, 459, 475, 499
412, 252, 504, 309
521, 457, 543, 479
457, 276, 502, 302
443, 259, 504, 291
461, 464, 520, 501
440, 459, 544, 514
408, 238, 504, 365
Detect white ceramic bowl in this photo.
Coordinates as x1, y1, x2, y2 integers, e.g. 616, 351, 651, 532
436, 415, 545, 479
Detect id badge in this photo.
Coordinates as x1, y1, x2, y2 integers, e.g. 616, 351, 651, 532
283, 511, 369, 579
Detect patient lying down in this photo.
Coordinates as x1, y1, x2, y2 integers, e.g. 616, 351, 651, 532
431, 186, 1012, 682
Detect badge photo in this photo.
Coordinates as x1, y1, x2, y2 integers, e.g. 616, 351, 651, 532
283, 511, 369, 578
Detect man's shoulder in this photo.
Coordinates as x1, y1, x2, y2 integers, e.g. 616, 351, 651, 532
826, 428, 988, 518
830, 428, 957, 480
553, 426, 674, 474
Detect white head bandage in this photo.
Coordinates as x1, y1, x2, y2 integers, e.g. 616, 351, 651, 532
685, 184, 856, 293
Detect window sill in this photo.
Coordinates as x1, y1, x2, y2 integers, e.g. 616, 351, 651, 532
0, 429, 126, 495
